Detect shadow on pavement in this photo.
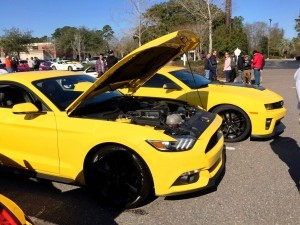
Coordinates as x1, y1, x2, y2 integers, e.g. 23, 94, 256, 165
0, 173, 122, 225
270, 136, 300, 193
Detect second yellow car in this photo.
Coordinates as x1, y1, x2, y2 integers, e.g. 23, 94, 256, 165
121, 66, 286, 142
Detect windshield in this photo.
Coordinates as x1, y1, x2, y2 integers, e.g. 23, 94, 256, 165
170, 69, 211, 89
33, 75, 96, 110
71, 91, 123, 117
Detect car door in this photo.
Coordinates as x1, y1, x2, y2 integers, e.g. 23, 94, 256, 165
0, 83, 59, 174
132, 73, 189, 101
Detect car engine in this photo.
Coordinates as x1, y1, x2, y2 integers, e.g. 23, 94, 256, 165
73, 96, 215, 137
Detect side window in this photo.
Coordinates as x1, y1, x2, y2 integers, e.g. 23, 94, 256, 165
143, 74, 175, 88
0, 84, 46, 110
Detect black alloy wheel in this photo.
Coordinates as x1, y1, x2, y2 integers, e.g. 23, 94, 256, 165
212, 105, 251, 142
85, 145, 153, 208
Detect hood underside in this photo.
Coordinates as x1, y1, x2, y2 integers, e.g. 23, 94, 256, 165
66, 30, 200, 115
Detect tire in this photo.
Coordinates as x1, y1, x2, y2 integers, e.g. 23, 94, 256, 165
212, 105, 251, 142
85, 145, 153, 208
68, 66, 73, 71
52, 66, 56, 70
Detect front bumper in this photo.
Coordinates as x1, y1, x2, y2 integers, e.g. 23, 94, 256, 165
251, 121, 285, 139
250, 107, 286, 138
149, 116, 225, 196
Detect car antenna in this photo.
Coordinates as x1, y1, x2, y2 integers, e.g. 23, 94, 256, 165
184, 50, 205, 109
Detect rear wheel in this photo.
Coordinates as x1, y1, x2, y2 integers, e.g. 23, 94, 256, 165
68, 66, 72, 71
212, 105, 251, 142
85, 145, 153, 208
52, 66, 56, 70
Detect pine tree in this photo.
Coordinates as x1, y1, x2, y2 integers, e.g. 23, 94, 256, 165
296, 14, 300, 37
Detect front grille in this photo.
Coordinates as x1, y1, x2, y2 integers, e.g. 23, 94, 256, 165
205, 130, 220, 153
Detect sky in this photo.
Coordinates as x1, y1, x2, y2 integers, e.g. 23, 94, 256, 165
0, 0, 299, 39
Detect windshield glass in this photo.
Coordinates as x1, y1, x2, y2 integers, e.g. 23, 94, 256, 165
170, 69, 211, 89
33, 75, 96, 110
72, 91, 123, 117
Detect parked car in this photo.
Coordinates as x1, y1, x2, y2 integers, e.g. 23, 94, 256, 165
39, 61, 53, 71
0, 30, 224, 208
82, 56, 99, 64
120, 66, 286, 142
18, 60, 31, 72
83, 65, 98, 78
0, 194, 34, 225
51, 60, 84, 71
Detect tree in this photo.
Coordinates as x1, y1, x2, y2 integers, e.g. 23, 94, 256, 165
213, 17, 248, 55
125, 0, 153, 47
295, 13, 300, 37
278, 39, 295, 57
244, 22, 268, 53
71, 28, 85, 60
225, 0, 231, 29
52, 26, 77, 57
0, 27, 32, 56
143, 0, 197, 42
175, 0, 224, 53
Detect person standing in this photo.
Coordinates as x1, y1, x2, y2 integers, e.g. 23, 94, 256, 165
223, 52, 231, 82
237, 53, 245, 83
33, 57, 40, 71
294, 67, 300, 123
106, 50, 118, 70
209, 50, 218, 81
28, 57, 34, 70
5, 56, 13, 73
95, 54, 106, 78
230, 53, 236, 82
11, 57, 19, 72
252, 50, 264, 86
204, 52, 211, 80
243, 55, 252, 84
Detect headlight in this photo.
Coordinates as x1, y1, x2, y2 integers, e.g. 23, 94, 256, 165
265, 101, 284, 110
147, 136, 196, 151
265, 103, 274, 110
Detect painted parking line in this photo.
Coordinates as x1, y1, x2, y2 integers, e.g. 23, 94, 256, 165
30, 217, 57, 225
225, 146, 236, 151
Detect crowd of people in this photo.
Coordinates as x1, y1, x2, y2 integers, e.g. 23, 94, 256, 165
204, 50, 265, 85
0, 56, 41, 73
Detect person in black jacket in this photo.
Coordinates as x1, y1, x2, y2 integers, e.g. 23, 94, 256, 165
243, 55, 252, 84
209, 50, 218, 81
106, 50, 118, 70
237, 53, 245, 83
204, 53, 212, 80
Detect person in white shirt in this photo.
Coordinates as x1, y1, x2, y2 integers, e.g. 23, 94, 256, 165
294, 67, 300, 123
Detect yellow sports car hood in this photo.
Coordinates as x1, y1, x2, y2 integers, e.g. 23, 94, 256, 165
66, 30, 199, 114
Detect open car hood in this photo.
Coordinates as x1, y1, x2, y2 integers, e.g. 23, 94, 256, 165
66, 30, 199, 114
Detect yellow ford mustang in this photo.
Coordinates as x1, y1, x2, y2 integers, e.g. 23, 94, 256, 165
121, 66, 286, 142
0, 30, 224, 208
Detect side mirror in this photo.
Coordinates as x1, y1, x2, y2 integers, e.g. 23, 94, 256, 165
12, 103, 41, 114
163, 83, 182, 90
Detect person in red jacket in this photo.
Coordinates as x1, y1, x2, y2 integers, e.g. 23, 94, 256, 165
252, 50, 264, 85
5, 56, 13, 73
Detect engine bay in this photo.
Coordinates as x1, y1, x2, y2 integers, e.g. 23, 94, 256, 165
73, 95, 215, 137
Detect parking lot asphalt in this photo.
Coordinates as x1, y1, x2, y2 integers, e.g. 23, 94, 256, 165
0, 61, 299, 225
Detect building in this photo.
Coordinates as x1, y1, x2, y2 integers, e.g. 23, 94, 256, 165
0, 42, 56, 61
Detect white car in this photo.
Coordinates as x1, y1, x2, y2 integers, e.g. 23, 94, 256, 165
83, 65, 98, 78
82, 56, 99, 64
51, 60, 84, 71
